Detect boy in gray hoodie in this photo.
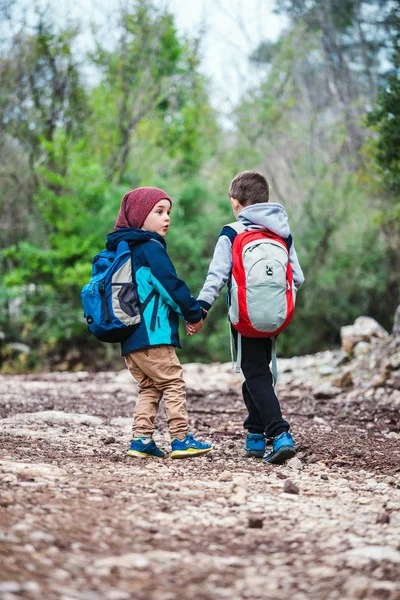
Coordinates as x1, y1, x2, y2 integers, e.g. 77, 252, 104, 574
188, 171, 304, 464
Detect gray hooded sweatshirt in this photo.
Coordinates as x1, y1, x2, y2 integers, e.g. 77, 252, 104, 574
198, 202, 305, 309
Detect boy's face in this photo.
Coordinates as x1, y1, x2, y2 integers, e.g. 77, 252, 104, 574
142, 200, 171, 237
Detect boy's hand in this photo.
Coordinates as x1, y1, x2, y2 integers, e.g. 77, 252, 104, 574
186, 319, 203, 336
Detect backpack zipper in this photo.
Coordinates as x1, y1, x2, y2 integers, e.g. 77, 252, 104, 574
99, 280, 111, 323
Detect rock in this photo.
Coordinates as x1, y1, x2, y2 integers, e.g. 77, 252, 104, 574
287, 457, 302, 471
248, 514, 264, 529
365, 478, 378, 490
2, 411, 103, 427
218, 470, 232, 482
319, 365, 335, 376
22, 582, 41, 594
110, 417, 132, 428
0, 461, 65, 482
313, 383, 342, 399
340, 316, 389, 353
94, 551, 180, 571
343, 576, 371, 599
29, 531, 55, 543
333, 352, 351, 367
230, 475, 248, 504
9, 342, 31, 354
332, 369, 353, 389
103, 436, 116, 445
283, 480, 299, 495
232, 476, 247, 487
376, 512, 390, 524
346, 545, 400, 563
0, 583, 23, 593
386, 351, 400, 371
230, 487, 247, 505
320, 474, 329, 480
313, 416, 328, 425
387, 431, 400, 440
52, 568, 70, 580
369, 370, 390, 388
353, 341, 372, 357
386, 372, 400, 389
107, 592, 131, 600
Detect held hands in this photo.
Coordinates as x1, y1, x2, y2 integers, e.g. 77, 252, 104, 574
186, 319, 203, 336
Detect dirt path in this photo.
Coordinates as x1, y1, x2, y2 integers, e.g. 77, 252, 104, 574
1, 355, 399, 600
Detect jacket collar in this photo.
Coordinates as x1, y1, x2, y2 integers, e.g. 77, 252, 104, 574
106, 228, 166, 251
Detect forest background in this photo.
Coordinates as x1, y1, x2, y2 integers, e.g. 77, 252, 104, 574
0, 0, 399, 373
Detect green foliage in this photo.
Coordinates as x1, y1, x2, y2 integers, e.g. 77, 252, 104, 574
1, 0, 399, 372
280, 171, 389, 355
363, 7, 400, 308
367, 9, 400, 197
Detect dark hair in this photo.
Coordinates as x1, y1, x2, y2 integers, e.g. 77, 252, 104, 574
228, 170, 269, 206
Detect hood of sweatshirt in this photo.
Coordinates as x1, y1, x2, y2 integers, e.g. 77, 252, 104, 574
237, 202, 291, 238
106, 228, 166, 251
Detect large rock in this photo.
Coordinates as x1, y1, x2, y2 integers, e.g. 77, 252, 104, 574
340, 317, 389, 354
0, 460, 65, 482
2, 410, 103, 426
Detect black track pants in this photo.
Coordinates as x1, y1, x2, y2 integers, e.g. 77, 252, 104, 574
232, 327, 289, 438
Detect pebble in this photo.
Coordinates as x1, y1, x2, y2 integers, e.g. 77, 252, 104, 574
346, 545, 400, 563
103, 436, 116, 445
0, 583, 22, 593
218, 470, 232, 482
247, 514, 264, 529
52, 569, 70, 580
376, 512, 390, 524
287, 457, 303, 471
230, 488, 247, 505
283, 480, 299, 495
365, 478, 378, 490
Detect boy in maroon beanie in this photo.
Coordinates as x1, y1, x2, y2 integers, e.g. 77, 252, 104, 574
107, 187, 212, 459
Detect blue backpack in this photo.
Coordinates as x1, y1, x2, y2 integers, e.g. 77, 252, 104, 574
81, 240, 156, 343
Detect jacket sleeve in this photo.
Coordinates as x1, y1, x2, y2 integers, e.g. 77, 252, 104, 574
143, 242, 203, 324
289, 242, 305, 289
197, 227, 235, 310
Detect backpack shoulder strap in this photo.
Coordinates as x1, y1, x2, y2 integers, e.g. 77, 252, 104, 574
224, 221, 246, 235
115, 239, 130, 256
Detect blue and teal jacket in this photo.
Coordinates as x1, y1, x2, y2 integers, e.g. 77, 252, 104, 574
106, 228, 203, 355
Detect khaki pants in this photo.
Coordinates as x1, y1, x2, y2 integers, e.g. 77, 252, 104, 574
124, 345, 188, 440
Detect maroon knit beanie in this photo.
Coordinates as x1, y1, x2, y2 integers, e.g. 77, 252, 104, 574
114, 187, 172, 230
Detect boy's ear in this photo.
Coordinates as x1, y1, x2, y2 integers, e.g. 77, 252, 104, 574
230, 197, 242, 212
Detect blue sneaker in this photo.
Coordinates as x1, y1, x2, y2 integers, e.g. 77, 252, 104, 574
244, 433, 265, 457
127, 437, 165, 458
171, 433, 213, 459
262, 432, 296, 465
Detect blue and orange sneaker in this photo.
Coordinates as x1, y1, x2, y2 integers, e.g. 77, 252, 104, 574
127, 437, 165, 458
262, 432, 296, 465
170, 433, 212, 459
244, 432, 265, 457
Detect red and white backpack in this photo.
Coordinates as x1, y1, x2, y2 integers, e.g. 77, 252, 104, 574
227, 222, 297, 379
